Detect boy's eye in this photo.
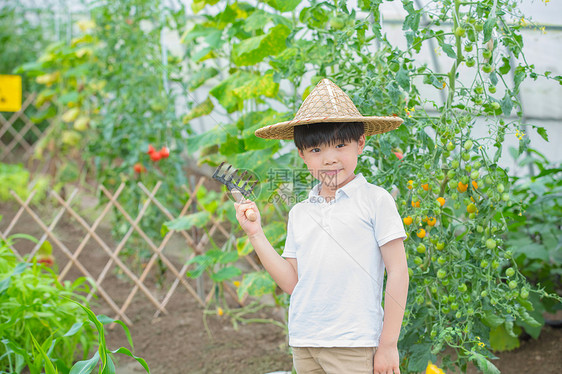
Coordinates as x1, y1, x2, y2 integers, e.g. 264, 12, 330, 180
310, 148, 321, 153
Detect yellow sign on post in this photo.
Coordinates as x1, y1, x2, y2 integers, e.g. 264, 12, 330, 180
0, 75, 22, 112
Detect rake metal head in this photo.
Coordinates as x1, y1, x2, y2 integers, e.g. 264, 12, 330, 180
212, 162, 258, 199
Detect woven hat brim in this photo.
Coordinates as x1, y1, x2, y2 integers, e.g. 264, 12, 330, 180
254, 116, 404, 140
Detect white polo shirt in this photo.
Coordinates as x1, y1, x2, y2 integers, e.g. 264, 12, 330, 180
282, 173, 406, 347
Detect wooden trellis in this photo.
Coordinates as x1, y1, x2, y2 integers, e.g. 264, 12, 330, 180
0, 93, 54, 163
0, 178, 258, 324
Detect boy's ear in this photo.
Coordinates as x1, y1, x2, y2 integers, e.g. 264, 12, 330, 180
358, 134, 366, 154
298, 148, 305, 162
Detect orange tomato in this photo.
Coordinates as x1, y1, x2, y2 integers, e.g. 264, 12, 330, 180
417, 228, 426, 238
412, 200, 420, 208
403, 216, 413, 225
427, 217, 437, 226
422, 183, 429, 191
437, 197, 446, 207
457, 181, 468, 193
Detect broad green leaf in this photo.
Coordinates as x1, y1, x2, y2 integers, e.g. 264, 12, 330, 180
261, 0, 301, 12
535, 126, 549, 142
210, 72, 250, 112
189, 67, 219, 90
489, 323, 520, 351
186, 124, 230, 152
164, 211, 211, 231
406, 343, 436, 372
210, 266, 242, 282
237, 271, 277, 300
232, 24, 291, 66
182, 97, 214, 123
499, 57, 511, 75
237, 237, 253, 256
483, 311, 504, 328
244, 10, 273, 32
395, 67, 410, 91
232, 72, 279, 101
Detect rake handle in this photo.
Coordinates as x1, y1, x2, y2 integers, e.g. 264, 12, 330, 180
231, 190, 257, 222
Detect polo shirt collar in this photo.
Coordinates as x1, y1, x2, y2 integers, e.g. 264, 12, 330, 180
308, 173, 367, 200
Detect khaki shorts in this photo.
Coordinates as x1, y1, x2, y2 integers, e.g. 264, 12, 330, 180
292, 346, 377, 374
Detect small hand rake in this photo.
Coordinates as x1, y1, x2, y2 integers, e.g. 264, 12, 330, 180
212, 162, 258, 222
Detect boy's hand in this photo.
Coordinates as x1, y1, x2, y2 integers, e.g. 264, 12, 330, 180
234, 200, 262, 237
373, 344, 400, 374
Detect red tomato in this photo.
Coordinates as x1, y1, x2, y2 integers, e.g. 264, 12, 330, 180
147, 144, 156, 155
159, 146, 170, 158
133, 163, 146, 173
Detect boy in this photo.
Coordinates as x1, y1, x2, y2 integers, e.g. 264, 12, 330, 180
235, 79, 409, 374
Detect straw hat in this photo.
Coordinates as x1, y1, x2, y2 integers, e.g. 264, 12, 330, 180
254, 78, 403, 139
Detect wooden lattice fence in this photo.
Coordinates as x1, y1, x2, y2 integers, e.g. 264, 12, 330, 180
0, 178, 258, 324
0, 92, 54, 166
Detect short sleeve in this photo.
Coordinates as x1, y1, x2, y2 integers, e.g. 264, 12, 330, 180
371, 190, 407, 247
282, 208, 297, 258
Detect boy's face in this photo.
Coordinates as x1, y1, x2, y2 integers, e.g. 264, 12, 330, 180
298, 134, 366, 195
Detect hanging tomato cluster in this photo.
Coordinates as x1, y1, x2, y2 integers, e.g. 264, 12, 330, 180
133, 145, 170, 174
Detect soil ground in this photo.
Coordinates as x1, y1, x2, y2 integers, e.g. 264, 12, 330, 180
1, 199, 561, 374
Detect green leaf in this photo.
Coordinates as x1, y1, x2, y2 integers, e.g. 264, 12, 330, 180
232, 24, 291, 66
232, 72, 279, 101
189, 67, 219, 90
237, 271, 277, 300
489, 323, 520, 351
110, 347, 150, 373
69, 352, 99, 374
261, 0, 301, 13
470, 351, 500, 374
535, 126, 549, 142
30, 331, 58, 374
210, 266, 242, 282
210, 72, 250, 112
164, 211, 211, 231
182, 97, 214, 123
483, 17, 496, 42
499, 57, 511, 75
441, 43, 456, 59
395, 66, 410, 90
406, 343, 436, 372
483, 311, 504, 328
185, 124, 230, 152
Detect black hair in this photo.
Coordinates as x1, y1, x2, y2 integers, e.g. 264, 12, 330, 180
293, 122, 365, 151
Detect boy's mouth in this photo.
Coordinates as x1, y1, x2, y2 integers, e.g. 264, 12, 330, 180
321, 169, 342, 176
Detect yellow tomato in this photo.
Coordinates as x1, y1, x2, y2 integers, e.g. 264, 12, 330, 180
471, 180, 478, 190
403, 216, 413, 225
417, 228, 426, 239
457, 181, 468, 193
467, 203, 477, 213
427, 217, 437, 226
407, 180, 414, 190
412, 200, 420, 208
422, 183, 429, 191
437, 197, 446, 207
426, 362, 446, 374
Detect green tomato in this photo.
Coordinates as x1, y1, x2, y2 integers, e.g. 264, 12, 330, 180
480, 259, 488, 268
446, 141, 455, 151
437, 269, 447, 279
438, 256, 447, 265
458, 283, 468, 292
486, 238, 497, 250
417, 244, 427, 254
488, 85, 497, 94
508, 280, 517, 289
506, 267, 515, 277
491, 102, 501, 110
504, 250, 512, 259
416, 295, 425, 305
451, 159, 460, 169
436, 242, 445, 250
492, 260, 500, 270
520, 288, 529, 299
424, 161, 432, 170
414, 256, 423, 265
481, 290, 488, 298
470, 170, 480, 179
464, 43, 474, 52
431, 286, 438, 294
466, 57, 476, 67
442, 278, 450, 286
482, 49, 492, 59
502, 192, 510, 202
451, 302, 459, 311
454, 26, 466, 37
462, 152, 471, 161
482, 64, 493, 73
464, 140, 473, 150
